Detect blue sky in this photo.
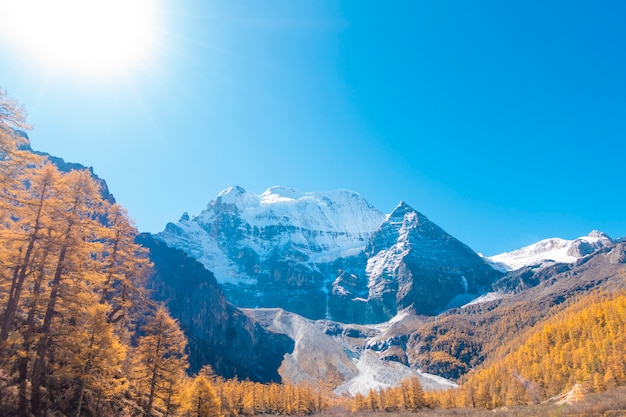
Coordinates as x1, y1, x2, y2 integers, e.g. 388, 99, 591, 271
1, 1, 625, 255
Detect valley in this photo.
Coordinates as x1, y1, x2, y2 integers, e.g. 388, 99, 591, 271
1, 99, 625, 415
145, 182, 626, 414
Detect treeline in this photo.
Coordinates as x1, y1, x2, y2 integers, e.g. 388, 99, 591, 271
350, 377, 426, 413
208, 372, 327, 416
162, 367, 328, 417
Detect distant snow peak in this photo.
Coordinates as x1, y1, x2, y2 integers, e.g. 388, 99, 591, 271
586, 230, 611, 241
487, 231, 613, 271
216, 185, 257, 208
218, 185, 247, 198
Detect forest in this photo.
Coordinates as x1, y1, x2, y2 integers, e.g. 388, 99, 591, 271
2, 88, 626, 417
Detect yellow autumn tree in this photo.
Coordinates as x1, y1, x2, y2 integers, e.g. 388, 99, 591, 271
0, 87, 39, 188
29, 169, 107, 416
442, 291, 626, 409
133, 304, 188, 417
180, 374, 222, 417
56, 302, 128, 417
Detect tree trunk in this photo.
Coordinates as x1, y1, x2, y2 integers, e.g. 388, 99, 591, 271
0, 262, 21, 343
145, 335, 162, 417
31, 242, 68, 417
17, 245, 50, 416
0, 182, 48, 342
75, 331, 95, 417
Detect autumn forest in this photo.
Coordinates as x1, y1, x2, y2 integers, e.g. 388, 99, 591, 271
2, 88, 626, 417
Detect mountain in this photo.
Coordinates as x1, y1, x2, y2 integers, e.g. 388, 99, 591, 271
487, 230, 614, 271
22, 142, 115, 203
137, 233, 294, 382
408, 240, 626, 380
158, 186, 386, 322
360, 202, 501, 315
157, 186, 501, 323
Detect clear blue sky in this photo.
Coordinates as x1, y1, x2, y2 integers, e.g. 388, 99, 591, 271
1, 1, 625, 255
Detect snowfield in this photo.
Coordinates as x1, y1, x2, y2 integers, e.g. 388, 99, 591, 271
158, 186, 386, 285
487, 231, 612, 271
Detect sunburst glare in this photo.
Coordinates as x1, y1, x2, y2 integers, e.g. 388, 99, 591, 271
0, 0, 160, 78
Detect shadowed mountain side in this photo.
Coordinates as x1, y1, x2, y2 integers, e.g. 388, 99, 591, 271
21, 141, 115, 203
137, 233, 294, 382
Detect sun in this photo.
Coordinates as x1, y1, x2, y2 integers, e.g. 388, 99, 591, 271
0, 0, 160, 78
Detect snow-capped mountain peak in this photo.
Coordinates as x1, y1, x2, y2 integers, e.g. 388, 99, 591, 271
210, 185, 385, 233
487, 231, 613, 272
159, 185, 386, 282
157, 186, 501, 322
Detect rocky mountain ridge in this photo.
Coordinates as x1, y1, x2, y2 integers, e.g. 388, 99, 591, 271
157, 186, 501, 323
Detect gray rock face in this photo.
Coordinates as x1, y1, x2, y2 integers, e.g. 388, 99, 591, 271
567, 233, 612, 257
360, 202, 502, 316
567, 240, 595, 257
609, 243, 626, 264
157, 187, 502, 324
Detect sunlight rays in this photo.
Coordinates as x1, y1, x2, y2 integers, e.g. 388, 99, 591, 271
0, 0, 161, 78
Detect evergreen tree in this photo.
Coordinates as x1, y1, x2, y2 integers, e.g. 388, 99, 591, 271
29, 169, 107, 416
0, 88, 39, 188
133, 304, 188, 417
181, 374, 221, 417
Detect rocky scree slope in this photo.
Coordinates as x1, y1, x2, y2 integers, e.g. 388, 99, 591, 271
244, 307, 458, 395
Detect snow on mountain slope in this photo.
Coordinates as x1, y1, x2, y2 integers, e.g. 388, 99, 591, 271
159, 186, 386, 284
359, 201, 501, 315
158, 188, 501, 322
364, 205, 414, 295
487, 231, 613, 272
212, 186, 385, 262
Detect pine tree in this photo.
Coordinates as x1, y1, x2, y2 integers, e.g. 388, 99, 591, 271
98, 203, 151, 325
180, 374, 221, 417
55, 302, 128, 417
0, 163, 61, 343
29, 169, 107, 416
0, 87, 39, 188
133, 304, 187, 417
